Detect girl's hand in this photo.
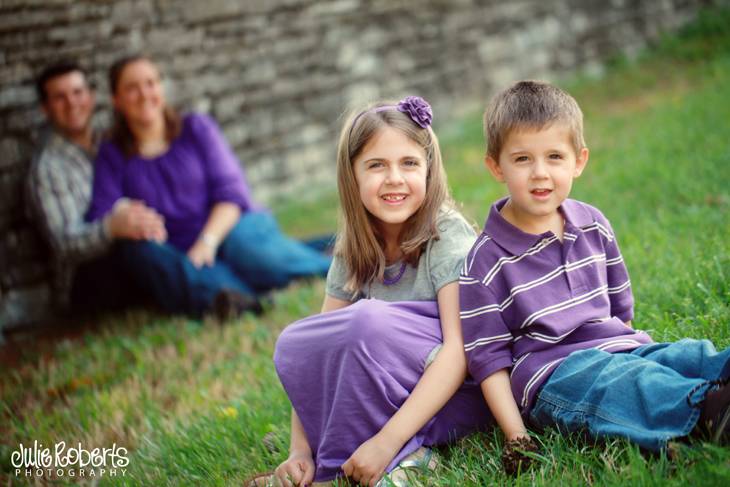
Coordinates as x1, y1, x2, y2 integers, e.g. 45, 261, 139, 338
187, 239, 216, 268
341, 432, 401, 487
274, 451, 315, 487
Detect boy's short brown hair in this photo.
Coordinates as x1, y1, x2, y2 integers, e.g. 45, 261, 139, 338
483, 80, 586, 160
36, 61, 90, 103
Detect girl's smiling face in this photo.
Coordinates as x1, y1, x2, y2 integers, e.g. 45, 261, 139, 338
353, 126, 428, 240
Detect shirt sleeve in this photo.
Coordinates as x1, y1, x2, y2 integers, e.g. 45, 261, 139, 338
325, 255, 358, 302
597, 213, 634, 323
86, 142, 126, 223
428, 210, 477, 292
188, 114, 258, 211
460, 272, 514, 384
27, 154, 110, 264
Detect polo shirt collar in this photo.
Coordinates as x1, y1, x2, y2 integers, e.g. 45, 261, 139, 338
484, 197, 595, 255
561, 198, 594, 228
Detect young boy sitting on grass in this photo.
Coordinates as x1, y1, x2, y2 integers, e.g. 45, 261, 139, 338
459, 80, 730, 474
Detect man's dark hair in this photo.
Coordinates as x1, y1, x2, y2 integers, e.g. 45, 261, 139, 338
35, 61, 90, 103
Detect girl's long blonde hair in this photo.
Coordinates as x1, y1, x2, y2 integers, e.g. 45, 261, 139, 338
335, 101, 453, 293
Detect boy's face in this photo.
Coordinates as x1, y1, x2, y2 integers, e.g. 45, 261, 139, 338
485, 123, 589, 229
42, 71, 95, 139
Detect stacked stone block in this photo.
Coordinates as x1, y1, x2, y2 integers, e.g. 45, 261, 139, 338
0, 0, 707, 329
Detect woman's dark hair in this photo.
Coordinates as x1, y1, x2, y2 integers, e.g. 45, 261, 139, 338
108, 54, 181, 158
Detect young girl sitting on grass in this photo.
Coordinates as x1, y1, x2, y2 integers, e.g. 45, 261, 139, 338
248, 97, 493, 486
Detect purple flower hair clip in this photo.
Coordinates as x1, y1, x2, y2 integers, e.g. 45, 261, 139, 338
397, 96, 433, 129
349, 96, 434, 141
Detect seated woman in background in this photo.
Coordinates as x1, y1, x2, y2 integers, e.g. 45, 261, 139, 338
86, 55, 332, 318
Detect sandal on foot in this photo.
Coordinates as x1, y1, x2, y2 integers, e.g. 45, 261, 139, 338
375, 447, 438, 487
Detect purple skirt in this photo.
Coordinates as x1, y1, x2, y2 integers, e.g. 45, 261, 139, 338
274, 299, 493, 482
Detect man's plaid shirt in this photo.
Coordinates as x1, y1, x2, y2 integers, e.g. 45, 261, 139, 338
26, 127, 111, 307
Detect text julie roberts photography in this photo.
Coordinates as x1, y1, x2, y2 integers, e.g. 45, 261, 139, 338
11, 441, 129, 479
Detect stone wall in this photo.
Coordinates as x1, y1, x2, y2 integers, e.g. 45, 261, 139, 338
0, 0, 709, 329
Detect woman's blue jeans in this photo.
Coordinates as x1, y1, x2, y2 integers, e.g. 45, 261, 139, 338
118, 211, 332, 316
529, 339, 730, 450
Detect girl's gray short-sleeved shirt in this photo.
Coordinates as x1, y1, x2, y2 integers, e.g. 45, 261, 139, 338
326, 209, 477, 302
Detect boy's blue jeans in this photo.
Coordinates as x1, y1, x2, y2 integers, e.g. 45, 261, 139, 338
117, 211, 332, 316
529, 339, 730, 451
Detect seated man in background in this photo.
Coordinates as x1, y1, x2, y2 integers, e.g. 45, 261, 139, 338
26, 61, 165, 316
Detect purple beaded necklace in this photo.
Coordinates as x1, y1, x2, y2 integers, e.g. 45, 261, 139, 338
382, 262, 407, 286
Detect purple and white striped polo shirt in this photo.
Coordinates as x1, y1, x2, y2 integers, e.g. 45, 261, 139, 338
460, 197, 653, 413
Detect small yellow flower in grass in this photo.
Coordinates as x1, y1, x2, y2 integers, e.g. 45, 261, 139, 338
220, 406, 238, 419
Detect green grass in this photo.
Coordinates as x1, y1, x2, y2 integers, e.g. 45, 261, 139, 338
2, 7, 730, 486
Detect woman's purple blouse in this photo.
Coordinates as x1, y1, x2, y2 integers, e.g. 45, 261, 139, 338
87, 114, 258, 251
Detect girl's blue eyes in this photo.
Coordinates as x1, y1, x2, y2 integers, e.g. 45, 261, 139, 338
367, 160, 421, 169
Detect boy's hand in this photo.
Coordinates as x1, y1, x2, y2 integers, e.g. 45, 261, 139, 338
501, 436, 539, 476
342, 432, 400, 486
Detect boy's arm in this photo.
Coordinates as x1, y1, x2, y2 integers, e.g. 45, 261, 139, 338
485, 371, 540, 477
481, 369, 529, 440
459, 262, 528, 438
